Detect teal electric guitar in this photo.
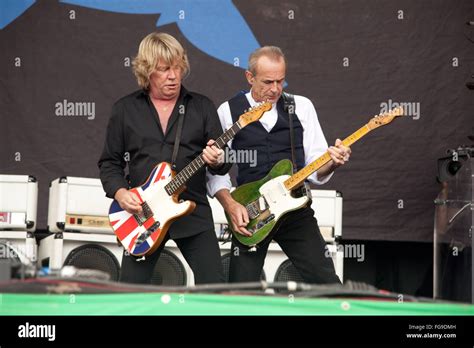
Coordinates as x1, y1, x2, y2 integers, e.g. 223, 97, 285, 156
227, 107, 404, 246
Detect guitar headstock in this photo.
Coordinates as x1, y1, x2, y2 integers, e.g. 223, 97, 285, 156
367, 106, 404, 130
238, 102, 272, 127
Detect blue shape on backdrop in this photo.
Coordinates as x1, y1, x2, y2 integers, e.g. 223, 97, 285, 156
0, 0, 36, 29
0, 0, 264, 69
60, 0, 260, 69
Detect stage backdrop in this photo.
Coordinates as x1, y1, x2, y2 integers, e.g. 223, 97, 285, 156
1, 0, 473, 242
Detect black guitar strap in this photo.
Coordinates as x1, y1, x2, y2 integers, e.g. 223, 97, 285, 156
283, 92, 311, 200
282, 92, 297, 173
171, 98, 188, 171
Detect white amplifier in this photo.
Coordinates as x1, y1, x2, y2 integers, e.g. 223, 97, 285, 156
311, 189, 343, 242
48, 177, 113, 234
0, 175, 38, 232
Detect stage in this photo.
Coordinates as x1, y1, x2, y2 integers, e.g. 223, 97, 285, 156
1, 278, 473, 315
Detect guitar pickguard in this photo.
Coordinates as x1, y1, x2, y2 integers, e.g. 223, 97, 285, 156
257, 176, 308, 224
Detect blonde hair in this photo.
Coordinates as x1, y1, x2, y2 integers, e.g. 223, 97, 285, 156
132, 32, 190, 89
248, 46, 286, 75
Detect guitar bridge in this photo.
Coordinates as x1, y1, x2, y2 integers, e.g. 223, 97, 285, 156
291, 182, 312, 199
246, 196, 269, 219
133, 201, 154, 226
246, 203, 260, 219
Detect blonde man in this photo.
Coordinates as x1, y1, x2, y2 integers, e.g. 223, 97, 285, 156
99, 32, 228, 284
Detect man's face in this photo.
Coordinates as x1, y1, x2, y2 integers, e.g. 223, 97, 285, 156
246, 56, 286, 103
149, 60, 183, 99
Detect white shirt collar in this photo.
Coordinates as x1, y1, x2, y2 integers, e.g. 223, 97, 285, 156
247, 90, 278, 111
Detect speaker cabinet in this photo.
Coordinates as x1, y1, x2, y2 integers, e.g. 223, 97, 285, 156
38, 232, 123, 281
38, 233, 193, 285
37, 234, 342, 286
152, 241, 192, 286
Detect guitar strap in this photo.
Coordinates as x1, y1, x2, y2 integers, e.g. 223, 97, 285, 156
282, 92, 297, 173
283, 92, 311, 200
171, 98, 188, 171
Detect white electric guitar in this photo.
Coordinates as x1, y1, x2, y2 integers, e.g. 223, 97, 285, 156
228, 107, 405, 246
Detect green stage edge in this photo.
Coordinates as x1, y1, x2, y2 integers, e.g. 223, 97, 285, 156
1, 293, 473, 315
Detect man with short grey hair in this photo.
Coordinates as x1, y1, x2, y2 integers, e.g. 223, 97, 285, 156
208, 46, 351, 284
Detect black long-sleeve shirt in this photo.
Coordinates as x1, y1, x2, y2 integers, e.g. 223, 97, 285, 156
98, 87, 229, 239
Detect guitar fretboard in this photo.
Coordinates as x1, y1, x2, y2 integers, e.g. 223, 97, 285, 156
284, 124, 371, 190
164, 121, 242, 195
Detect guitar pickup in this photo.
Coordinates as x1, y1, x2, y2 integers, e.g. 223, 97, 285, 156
250, 214, 275, 234
135, 221, 160, 246
291, 182, 312, 200
263, 214, 275, 225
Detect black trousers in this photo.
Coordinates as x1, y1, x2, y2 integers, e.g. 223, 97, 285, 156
229, 206, 341, 284
120, 229, 225, 285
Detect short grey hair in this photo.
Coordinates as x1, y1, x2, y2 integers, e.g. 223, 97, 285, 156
248, 46, 286, 75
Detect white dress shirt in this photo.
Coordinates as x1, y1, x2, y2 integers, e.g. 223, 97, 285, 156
206, 91, 333, 197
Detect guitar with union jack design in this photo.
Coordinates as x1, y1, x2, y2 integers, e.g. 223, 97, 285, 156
108, 102, 272, 256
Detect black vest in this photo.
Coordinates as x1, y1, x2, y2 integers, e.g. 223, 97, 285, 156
229, 92, 305, 185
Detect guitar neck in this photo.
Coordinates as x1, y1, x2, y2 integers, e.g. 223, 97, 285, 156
284, 124, 372, 190
164, 121, 242, 195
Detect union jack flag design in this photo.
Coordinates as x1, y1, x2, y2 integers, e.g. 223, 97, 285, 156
108, 162, 172, 255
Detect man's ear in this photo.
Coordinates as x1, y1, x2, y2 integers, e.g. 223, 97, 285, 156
245, 70, 254, 85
